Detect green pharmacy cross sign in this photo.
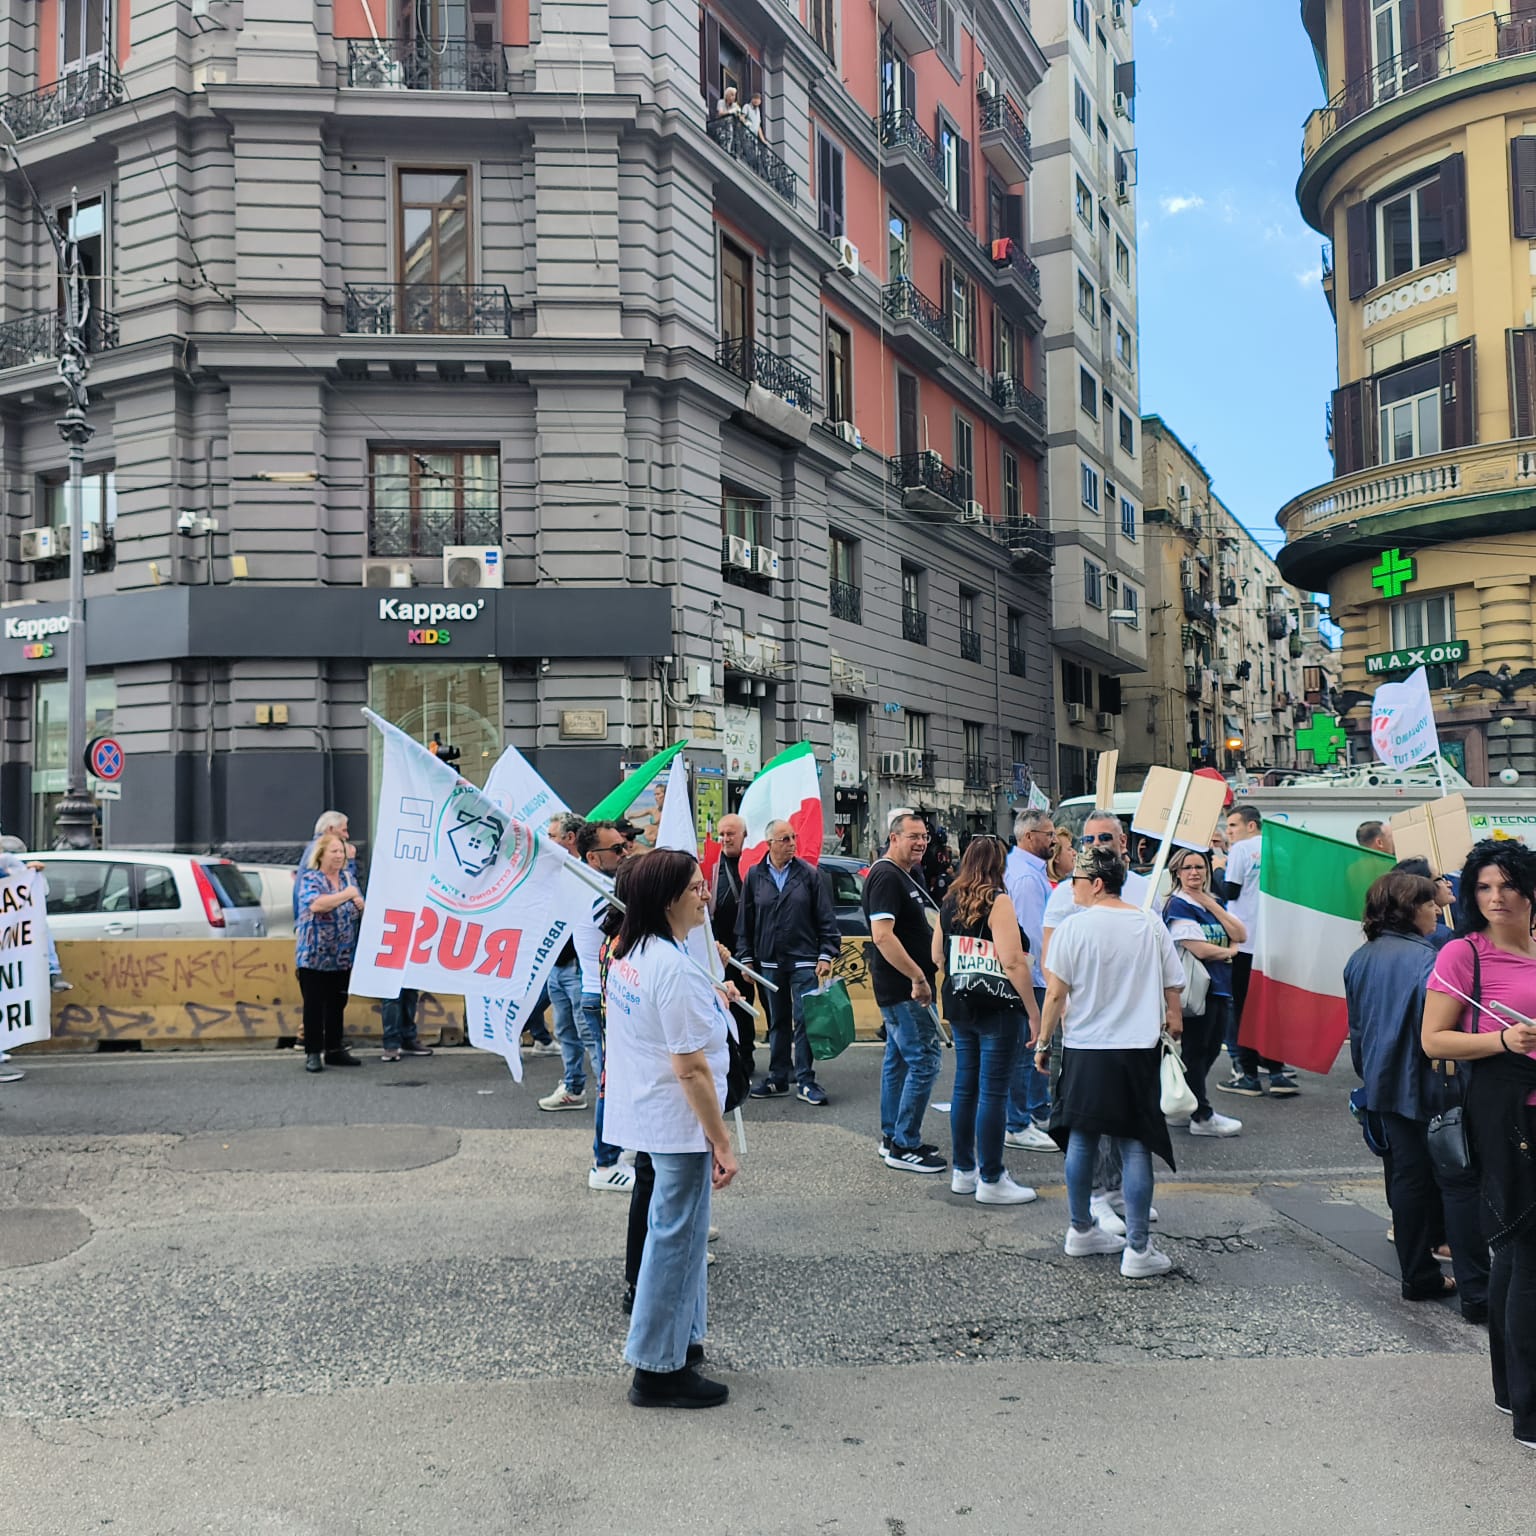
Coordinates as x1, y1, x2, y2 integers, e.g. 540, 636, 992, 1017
1295, 711, 1345, 766
1371, 548, 1416, 600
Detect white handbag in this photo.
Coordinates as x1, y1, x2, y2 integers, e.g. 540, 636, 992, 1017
1159, 1032, 1199, 1119
1179, 949, 1211, 1018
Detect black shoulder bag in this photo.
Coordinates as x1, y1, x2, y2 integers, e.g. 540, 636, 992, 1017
1427, 940, 1477, 1178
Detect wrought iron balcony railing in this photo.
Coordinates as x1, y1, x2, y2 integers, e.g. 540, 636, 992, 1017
874, 108, 944, 187
959, 628, 982, 663
979, 95, 1032, 161
368, 503, 502, 559
889, 452, 964, 509
344, 38, 507, 93
0, 60, 124, 140
902, 606, 929, 645
706, 116, 798, 204
999, 516, 1054, 571
830, 579, 862, 624
965, 754, 993, 788
1008, 645, 1028, 677
882, 278, 949, 346
1182, 588, 1215, 623
991, 374, 1046, 432
716, 336, 813, 413
912, 748, 938, 782
987, 237, 1042, 296
1266, 612, 1289, 642
343, 282, 513, 337
0, 307, 120, 372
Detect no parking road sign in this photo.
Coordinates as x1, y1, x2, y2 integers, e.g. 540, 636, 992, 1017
87, 736, 124, 782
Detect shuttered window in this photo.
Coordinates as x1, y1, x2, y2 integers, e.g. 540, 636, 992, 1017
1331, 380, 1376, 476
1439, 337, 1475, 451
1350, 153, 1464, 297
816, 133, 845, 239
1513, 138, 1536, 240
1508, 328, 1536, 437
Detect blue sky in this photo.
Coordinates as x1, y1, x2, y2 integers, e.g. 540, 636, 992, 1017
1134, 0, 1336, 556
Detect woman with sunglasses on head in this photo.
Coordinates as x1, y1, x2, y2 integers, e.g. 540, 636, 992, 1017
932, 836, 1042, 1205
1423, 840, 1536, 1450
603, 849, 739, 1409
1162, 849, 1245, 1138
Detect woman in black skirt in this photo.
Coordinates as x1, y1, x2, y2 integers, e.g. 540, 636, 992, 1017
1035, 846, 1186, 1278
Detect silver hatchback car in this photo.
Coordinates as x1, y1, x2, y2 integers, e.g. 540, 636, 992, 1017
25, 851, 268, 940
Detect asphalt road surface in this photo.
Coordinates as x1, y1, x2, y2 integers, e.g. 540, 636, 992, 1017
0, 1041, 1526, 1534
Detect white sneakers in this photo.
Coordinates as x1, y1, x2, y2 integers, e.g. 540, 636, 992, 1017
976, 1173, 1038, 1205
1064, 1222, 1126, 1256
1003, 1125, 1060, 1152
538, 1086, 588, 1112
1089, 1193, 1127, 1236
588, 1164, 635, 1192
951, 1168, 979, 1195
1190, 1111, 1243, 1138
1120, 1240, 1174, 1278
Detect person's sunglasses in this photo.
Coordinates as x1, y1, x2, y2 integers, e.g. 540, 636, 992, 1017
1080, 831, 1117, 845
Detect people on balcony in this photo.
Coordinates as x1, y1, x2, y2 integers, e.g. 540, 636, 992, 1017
742, 91, 765, 142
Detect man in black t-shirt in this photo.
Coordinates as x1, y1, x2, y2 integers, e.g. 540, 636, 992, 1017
863, 811, 946, 1173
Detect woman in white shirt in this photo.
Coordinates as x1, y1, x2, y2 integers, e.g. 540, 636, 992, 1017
1036, 847, 1185, 1279
604, 848, 739, 1409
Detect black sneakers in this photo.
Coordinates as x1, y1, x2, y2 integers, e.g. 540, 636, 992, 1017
628, 1365, 728, 1409
883, 1144, 947, 1174
749, 1078, 789, 1098
323, 1050, 361, 1067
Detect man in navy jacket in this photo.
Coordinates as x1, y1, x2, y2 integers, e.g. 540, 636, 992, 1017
737, 820, 840, 1105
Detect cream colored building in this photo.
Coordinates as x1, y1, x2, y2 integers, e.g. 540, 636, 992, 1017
1281, 2, 1536, 783
1128, 418, 1314, 778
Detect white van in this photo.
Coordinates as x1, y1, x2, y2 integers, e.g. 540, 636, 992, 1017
25, 851, 268, 940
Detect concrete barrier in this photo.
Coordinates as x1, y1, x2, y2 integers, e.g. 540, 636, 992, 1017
31, 935, 891, 1049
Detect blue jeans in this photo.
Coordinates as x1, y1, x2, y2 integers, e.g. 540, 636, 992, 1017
1066, 1132, 1154, 1250
950, 1007, 1022, 1182
623, 1149, 711, 1373
759, 964, 818, 1088
879, 999, 943, 1151
583, 994, 622, 1168
524, 986, 553, 1045
1006, 986, 1050, 1131
381, 987, 420, 1051
548, 958, 587, 1093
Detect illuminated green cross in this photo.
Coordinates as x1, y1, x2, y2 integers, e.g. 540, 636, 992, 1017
1371, 548, 1415, 600
1295, 712, 1345, 766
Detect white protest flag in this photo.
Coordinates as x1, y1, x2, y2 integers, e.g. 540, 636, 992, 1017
352, 712, 590, 1078
1371, 666, 1439, 770
654, 755, 719, 979
0, 868, 50, 1052
460, 744, 575, 1078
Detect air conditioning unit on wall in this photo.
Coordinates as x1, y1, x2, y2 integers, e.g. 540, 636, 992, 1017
975, 70, 997, 100
20, 527, 57, 561
835, 238, 860, 279
958, 501, 984, 524
443, 545, 503, 588
363, 558, 415, 588
754, 545, 780, 579
722, 535, 754, 570
832, 419, 862, 449
1067, 702, 1086, 724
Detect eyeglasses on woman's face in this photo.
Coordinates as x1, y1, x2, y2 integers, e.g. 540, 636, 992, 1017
684, 880, 710, 897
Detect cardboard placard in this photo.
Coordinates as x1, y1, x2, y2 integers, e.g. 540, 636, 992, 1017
1131, 766, 1228, 853
1095, 749, 1119, 810
1391, 794, 1474, 877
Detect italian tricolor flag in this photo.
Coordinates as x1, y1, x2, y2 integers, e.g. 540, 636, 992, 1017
1241, 821, 1393, 1073
738, 742, 824, 871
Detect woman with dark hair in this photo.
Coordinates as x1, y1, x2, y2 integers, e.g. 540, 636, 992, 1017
603, 848, 738, 1409
1346, 871, 1486, 1313
1035, 846, 1185, 1278
932, 835, 1040, 1205
1393, 857, 1456, 946
1162, 848, 1246, 1138
1424, 841, 1536, 1450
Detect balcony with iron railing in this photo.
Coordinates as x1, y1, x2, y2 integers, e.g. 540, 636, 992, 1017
979, 95, 1032, 182
716, 336, 813, 413
368, 504, 502, 559
705, 115, 798, 204
343, 38, 507, 92
991, 374, 1046, 434
1008, 645, 1028, 677
1267, 612, 1290, 642
901, 605, 929, 645
0, 307, 120, 372
1301, 13, 1536, 207
882, 277, 950, 356
874, 108, 946, 206
987, 236, 1043, 309
0, 60, 125, 141
829, 578, 862, 624
876, 0, 939, 57
343, 283, 513, 337
1182, 588, 1216, 624
960, 627, 982, 663
1185, 666, 1203, 696
999, 516, 1053, 573
890, 451, 964, 516
965, 754, 994, 789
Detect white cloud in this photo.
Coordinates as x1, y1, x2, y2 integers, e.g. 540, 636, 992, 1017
1160, 194, 1205, 217
1295, 265, 1323, 288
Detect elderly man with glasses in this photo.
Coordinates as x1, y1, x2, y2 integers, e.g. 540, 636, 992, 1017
737, 819, 840, 1105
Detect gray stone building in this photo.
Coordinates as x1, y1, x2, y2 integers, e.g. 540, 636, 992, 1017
0, 0, 1054, 857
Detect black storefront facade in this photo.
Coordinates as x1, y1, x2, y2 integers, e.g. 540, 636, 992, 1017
0, 586, 673, 856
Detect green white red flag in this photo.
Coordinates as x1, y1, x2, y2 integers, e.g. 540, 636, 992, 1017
1240, 821, 1392, 1073
737, 742, 823, 870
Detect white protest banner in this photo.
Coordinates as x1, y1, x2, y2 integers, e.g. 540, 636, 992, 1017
353, 713, 591, 1077
655, 755, 719, 979
0, 869, 50, 1051
482, 742, 571, 830
1371, 666, 1439, 770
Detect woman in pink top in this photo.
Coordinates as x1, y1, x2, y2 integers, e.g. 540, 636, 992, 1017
1423, 840, 1536, 1452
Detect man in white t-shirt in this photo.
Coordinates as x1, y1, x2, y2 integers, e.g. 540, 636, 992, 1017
1219, 804, 1297, 1098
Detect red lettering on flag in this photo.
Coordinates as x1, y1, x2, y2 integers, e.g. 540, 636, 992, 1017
437, 916, 483, 971
409, 906, 440, 966
475, 928, 522, 979
374, 909, 414, 969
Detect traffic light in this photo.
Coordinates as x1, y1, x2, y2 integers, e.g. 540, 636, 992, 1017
1224, 736, 1244, 754
429, 732, 461, 765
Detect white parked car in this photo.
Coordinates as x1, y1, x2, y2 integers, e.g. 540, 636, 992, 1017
237, 862, 299, 940
25, 851, 268, 940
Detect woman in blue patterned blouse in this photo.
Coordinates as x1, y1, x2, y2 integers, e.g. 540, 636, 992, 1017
294, 833, 366, 1073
